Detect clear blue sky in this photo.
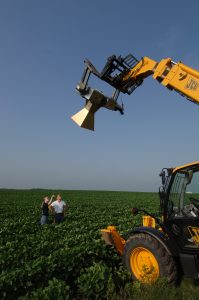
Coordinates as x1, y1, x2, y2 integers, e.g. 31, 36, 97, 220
0, 0, 199, 191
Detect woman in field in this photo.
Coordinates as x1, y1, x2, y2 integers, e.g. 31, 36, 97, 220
40, 195, 55, 225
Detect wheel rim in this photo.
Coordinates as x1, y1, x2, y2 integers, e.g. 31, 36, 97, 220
130, 247, 159, 283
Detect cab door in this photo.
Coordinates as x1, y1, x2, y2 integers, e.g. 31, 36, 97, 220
165, 169, 199, 251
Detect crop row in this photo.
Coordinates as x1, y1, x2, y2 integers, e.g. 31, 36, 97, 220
0, 189, 159, 299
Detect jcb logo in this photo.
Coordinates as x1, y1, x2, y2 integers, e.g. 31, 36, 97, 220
185, 78, 199, 91
188, 226, 199, 244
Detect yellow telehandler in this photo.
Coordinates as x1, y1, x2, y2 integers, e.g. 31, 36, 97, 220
71, 53, 199, 130
71, 53, 199, 283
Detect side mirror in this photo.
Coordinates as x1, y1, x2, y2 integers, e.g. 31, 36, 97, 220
159, 170, 166, 185
159, 186, 165, 209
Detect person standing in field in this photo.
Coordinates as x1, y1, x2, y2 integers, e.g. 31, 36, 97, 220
40, 194, 55, 225
50, 194, 68, 223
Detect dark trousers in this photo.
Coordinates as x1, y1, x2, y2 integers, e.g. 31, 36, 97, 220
54, 213, 64, 223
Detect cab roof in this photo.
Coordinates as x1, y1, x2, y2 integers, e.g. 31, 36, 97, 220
173, 161, 199, 173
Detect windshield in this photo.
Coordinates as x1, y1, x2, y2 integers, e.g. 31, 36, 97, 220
184, 171, 199, 203
169, 169, 199, 216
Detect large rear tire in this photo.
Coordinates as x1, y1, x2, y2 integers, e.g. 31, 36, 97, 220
123, 233, 178, 283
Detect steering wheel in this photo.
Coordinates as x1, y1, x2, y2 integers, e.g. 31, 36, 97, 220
189, 197, 199, 209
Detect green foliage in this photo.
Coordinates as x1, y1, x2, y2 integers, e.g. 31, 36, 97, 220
1, 189, 199, 299
19, 278, 71, 300
77, 262, 109, 298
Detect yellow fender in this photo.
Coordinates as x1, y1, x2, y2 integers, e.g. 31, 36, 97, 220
100, 226, 126, 255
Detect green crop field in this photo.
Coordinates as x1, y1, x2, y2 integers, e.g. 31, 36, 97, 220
1, 189, 199, 300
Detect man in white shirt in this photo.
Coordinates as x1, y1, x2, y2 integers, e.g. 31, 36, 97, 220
50, 194, 68, 223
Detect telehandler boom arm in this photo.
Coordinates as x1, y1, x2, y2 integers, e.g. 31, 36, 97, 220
124, 56, 199, 104
71, 53, 199, 130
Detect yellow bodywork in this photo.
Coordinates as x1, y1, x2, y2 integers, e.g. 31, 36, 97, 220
172, 161, 199, 173
123, 56, 157, 82
100, 216, 156, 255
142, 216, 156, 228
124, 56, 199, 105
188, 226, 199, 245
100, 226, 126, 255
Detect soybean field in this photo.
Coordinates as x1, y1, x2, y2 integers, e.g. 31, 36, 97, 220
0, 189, 199, 300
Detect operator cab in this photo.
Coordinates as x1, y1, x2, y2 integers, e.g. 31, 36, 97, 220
159, 162, 199, 219
167, 163, 199, 218
160, 162, 199, 250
